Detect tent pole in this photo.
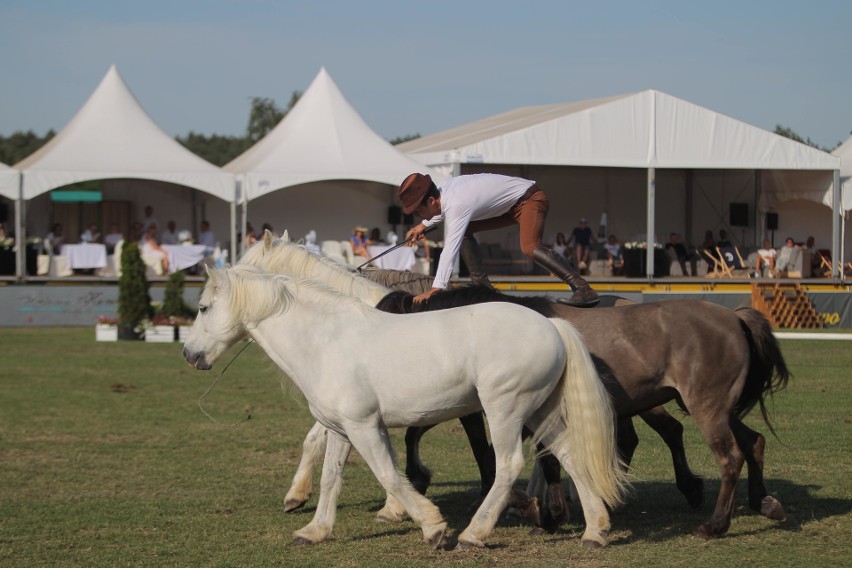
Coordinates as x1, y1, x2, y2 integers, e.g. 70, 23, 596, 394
832, 169, 841, 279
646, 167, 656, 279
14, 171, 24, 281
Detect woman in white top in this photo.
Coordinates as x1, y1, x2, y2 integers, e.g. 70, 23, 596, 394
141, 223, 169, 273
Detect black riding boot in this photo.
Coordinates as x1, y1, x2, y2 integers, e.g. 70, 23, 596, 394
460, 237, 493, 288
531, 246, 599, 307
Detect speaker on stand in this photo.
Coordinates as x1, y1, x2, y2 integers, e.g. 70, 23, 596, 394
766, 212, 778, 247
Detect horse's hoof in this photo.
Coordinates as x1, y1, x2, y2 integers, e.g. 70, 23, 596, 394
760, 496, 787, 522
528, 527, 546, 537
680, 477, 705, 510
425, 526, 446, 550
455, 537, 484, 550
292, 536, 314, 546
284, 498, 307, 513
581, 539, 603, 549
693, 524, 717, 540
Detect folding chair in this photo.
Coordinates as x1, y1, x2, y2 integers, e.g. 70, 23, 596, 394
703, 248, 730, 278
715, 246, 749, 278
816, 249, 832, 277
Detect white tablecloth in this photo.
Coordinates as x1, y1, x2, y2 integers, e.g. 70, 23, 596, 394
61, 243, 107, 269
163, 244, 207, 272
367, 245, 416, 271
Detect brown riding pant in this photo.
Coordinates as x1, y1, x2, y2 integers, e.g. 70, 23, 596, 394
465, 185, 549, 257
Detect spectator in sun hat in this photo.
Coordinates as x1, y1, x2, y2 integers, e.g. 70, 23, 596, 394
398, 172, 599, 307
350, 225, 372, 259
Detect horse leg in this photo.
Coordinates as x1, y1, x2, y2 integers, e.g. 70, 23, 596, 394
459, 412, 496, 499
404, 425, 435, 495
456, 425, 526, 549
616, 416, 639, 467
292, 430, 350, 544
285, 421, 327, 512
690, 414, 746, 538
638, 407, 705, 510
347, 423, 447, 549
731, 418, 786, 522
537, 449, 569, 533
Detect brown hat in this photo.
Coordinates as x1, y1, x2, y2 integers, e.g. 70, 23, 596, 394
399, 173, 433, 214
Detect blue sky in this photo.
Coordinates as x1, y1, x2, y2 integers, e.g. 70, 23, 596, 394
1, 0, 850, 149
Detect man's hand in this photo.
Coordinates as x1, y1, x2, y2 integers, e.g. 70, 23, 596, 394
413, 287, 441, 304
405, 224, 428, 245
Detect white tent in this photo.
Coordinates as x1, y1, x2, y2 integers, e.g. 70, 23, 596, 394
0, 162, 18, 201
224, 67, 439, 242
400, 89, 843, 276
12, 65, 237, 277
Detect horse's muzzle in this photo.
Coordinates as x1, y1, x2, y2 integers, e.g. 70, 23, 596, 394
183, 347, 212, 370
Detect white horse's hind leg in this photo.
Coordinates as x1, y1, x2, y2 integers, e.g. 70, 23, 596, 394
293, 431, 351, 544
285, 421, 327, 512
346, 425, 447, 549
376, 494, 407, 523
457, 427, 525, 549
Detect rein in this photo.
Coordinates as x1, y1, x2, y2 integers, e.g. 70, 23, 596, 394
197, 338, 256, 425
356, 224, 439, 272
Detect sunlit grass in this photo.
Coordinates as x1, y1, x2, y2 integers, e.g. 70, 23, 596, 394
0, 329, 849, 567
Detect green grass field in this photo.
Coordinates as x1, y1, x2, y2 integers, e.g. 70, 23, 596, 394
1, 328, 850, 567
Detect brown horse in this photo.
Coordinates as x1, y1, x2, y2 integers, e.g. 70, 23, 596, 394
366, 271, 789, 538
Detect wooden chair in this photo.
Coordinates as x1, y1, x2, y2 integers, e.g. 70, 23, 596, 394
816, 249, 833, 277
704, 248, 729, 278
714, 246, 750, 278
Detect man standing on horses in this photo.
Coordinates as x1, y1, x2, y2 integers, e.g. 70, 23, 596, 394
399, 172, 599, 307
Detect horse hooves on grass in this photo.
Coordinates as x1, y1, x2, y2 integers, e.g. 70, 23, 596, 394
760, 496, 787, 521
581, 539, 603, 549
528, 527, 546, 537
284, 499, 307, 513
455, 537, 484, 551
425, 527, 446, 550
692, 524, 718, 540
292, 536, 314, 546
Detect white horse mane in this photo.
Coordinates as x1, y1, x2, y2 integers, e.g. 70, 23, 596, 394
210, 264, 378, 329
238, 230, 391, 305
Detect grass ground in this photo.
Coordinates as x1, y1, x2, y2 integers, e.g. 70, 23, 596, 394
1, 328, 850, 567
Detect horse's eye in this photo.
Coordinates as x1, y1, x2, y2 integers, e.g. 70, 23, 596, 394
198, 304, 208, 314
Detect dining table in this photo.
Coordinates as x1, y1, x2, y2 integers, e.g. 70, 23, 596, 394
61, 243, 107, 270
366, 244, 416, 271
162, 244, 208, 273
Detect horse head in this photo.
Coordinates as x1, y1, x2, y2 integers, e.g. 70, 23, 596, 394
182, 265, 292, 370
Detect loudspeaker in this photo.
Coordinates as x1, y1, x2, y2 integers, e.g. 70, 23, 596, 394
387, 205, 402, 225
767, 212, 778, 231
0, 203, 7, 223
730, 203, 749, 227
403, 213, 414, 225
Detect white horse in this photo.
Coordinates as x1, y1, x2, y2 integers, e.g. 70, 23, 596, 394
183, 265, 627, 549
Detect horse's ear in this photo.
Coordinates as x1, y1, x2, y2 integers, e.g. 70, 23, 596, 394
205, 265, 225, 289
281, 230, 290, 243
263, 230, 274, 251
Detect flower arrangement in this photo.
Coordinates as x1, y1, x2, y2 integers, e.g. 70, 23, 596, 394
622, 241, 663, 250
96, 315, 119, 325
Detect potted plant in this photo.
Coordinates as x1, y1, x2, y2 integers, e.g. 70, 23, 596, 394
117, 242, 152, 340
95, 315, 119, 342
159, 270, 196, 341
145, 312, 176, 343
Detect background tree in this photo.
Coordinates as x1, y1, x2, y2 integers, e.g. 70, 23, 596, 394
389, 133, 420, 145
117, 242, 152, 339
160, 270, 195, 320
0, 130, 55, 165
774, 124, 841, 152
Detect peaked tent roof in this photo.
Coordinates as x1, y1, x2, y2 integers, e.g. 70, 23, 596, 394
15, 65, 234, 201
831, 135, 852, 211
224, 67, 438, 201
0, 162, 18, 200
399, 89, 840, 171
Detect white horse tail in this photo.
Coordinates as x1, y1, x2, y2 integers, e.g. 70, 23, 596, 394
536, 318, 628, 509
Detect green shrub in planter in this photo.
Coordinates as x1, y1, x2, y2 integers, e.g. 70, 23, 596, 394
161, 270, 196, 320
117, 242, 152, 340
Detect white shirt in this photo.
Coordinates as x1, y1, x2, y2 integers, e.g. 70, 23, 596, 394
757, 247, 777, 262
422, 174, 534, 289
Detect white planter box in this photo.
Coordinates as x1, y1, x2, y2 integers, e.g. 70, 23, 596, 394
145, 325, 175, 343
177, 325, 192, 342
95, 324, 118, 342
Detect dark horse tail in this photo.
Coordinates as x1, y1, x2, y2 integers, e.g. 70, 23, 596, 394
734, 307, 791, 437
